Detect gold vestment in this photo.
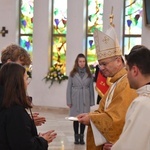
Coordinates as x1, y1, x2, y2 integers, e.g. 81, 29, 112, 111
86, 68, 138, 150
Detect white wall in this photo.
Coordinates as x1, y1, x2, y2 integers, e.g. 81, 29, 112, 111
142, 6, 150, 49
0, 0, 19, 58
1, 0, 150, 108
103, 0, 124, 45
66, 0, 86, 75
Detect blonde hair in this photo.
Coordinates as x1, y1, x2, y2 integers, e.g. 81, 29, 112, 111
1, 44, 31, 66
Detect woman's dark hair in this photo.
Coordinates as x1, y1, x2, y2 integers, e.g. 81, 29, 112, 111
126, 46, 150, 75
70, 53, 92, 77
0, 62, 32, 108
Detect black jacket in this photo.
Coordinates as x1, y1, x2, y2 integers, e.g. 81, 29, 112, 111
0, 63, 3, 69
0, 86, 48, 150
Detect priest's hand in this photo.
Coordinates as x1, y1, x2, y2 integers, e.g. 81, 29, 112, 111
103, 143, 113, 150
77, 113, 90, 125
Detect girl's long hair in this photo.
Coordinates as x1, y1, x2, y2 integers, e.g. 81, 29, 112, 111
0, 62, 32, 109
70, 53, 92, 77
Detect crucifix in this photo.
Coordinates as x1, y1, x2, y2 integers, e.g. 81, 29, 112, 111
0, 26, 8, 37
109, 6, 115, 27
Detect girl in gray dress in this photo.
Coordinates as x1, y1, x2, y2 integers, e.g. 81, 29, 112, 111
66, 53, 95, 145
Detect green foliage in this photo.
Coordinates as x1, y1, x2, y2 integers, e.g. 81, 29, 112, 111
89, 64, 96, 78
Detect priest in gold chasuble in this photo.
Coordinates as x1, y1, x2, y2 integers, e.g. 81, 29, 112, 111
77, 25, 138, 150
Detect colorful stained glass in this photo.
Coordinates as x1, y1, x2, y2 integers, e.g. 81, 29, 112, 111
20, 0, 34, 34
87, 0, 103, 65
125, 0, 143, 35
124, 37, 141, 54
19, 0, 34, 58
87, 36, 97, 63
52, 0, 67, 68
124, 0, 143, 54
52, 36, 66, 65
87, 0, 103, 34
53, 0, 67, 34
20, 35, 33, 58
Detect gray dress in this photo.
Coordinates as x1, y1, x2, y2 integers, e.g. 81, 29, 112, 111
66, 73, 95, 116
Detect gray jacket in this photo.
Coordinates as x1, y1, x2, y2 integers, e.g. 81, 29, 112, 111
66, 73, 95, 116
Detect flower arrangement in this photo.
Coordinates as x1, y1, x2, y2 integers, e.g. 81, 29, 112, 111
44, 62, 68, 87
89, 64, 96, 78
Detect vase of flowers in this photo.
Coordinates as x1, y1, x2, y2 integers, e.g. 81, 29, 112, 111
44, 62, 68, 88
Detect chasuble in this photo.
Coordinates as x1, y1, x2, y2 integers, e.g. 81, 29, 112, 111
86, 68, 138, 150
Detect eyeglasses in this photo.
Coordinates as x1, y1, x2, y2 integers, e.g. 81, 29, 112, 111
98, 57, 118, 68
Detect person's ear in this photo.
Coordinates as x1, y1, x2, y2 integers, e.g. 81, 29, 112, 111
116, 57, 122, 67
132, 65, 138, 77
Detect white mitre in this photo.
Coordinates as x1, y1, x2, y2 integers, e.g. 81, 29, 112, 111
93, 25, 122, 60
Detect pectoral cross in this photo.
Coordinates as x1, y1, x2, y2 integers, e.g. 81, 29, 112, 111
0, 27, 8, 37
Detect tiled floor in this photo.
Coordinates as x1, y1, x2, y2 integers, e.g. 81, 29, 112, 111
33, 106, 96, 150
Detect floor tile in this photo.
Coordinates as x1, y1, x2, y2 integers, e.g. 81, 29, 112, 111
33, 107, 86, 150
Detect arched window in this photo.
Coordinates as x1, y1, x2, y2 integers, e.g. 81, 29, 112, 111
19, 0, 104, 68
51, 0, 67, 66
86, 0, 104, 65
19, 0, 34, 58
123, 0, 143, 54
86, 0, 104, 75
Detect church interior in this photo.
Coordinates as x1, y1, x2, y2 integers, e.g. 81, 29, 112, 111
0, 0, 150, 149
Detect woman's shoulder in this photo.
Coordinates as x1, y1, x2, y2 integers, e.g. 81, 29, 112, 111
0, 105, 21, 120
0, 105, 25, 116
0, 105, 29, 124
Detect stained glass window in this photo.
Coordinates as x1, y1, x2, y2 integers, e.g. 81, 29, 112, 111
52, 0, 67, 67
123, 0, 143, 54
19, 0, 34, 58
86, 0, 104, 65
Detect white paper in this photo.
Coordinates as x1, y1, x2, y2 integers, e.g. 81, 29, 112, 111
65, 117, 78, 121
90, 120, 107, 146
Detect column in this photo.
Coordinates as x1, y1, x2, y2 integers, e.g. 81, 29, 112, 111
66, 0, 86, 75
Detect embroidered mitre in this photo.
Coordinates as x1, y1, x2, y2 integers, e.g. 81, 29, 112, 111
93, 25, 122, 60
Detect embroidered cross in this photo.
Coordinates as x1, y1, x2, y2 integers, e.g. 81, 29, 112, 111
0, 27, 8, 37
102, 36, 109, 44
